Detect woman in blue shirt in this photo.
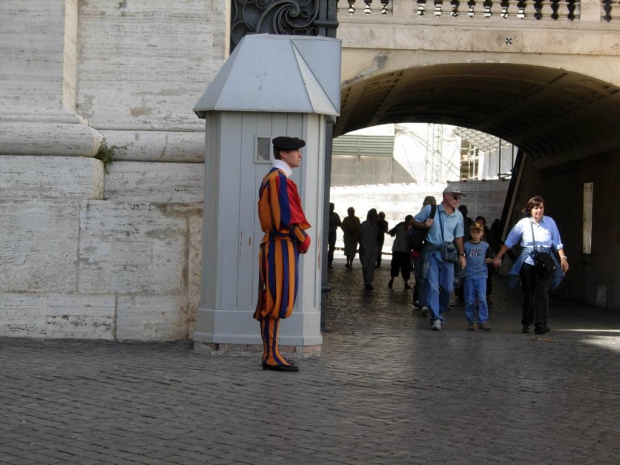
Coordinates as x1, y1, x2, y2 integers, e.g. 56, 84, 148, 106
493, 196, 569, 334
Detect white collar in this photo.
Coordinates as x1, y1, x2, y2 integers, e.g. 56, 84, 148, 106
272, 159, 292, 177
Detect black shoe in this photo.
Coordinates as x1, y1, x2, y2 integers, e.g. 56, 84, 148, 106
365, 284, 374, 290
388, 279, 394, 289
535, 326, 551, 335
522, 325, 530, 333
262, 362, 299, 372
404, 283, 412, 290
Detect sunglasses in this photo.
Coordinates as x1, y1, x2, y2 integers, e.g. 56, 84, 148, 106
451, 195, 461, 201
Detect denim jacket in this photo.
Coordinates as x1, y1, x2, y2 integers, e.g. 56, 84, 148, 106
508, 246, 565, 290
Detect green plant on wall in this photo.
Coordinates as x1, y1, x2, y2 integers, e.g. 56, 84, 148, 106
95, 138, 127, 173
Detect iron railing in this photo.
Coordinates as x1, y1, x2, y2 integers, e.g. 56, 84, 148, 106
230, 0, 338, 51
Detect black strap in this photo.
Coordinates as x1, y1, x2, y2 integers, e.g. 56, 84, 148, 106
438, 208, 445, 243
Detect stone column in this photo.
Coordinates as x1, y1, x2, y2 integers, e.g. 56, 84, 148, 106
0, 0, 101, 157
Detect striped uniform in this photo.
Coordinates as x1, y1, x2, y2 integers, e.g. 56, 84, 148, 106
254, 167, 311, 367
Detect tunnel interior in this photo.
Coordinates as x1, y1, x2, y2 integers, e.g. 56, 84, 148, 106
335, 63, 620, 168
330, 62, 620, 310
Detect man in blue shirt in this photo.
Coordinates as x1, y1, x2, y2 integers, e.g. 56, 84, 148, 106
413, 185, 467, 331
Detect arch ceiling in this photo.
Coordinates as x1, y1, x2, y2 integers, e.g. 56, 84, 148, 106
335, 63, 620, 166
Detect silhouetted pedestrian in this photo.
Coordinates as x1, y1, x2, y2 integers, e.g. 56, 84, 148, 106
342, 207, 360, 269
376, 211, 388, 268
328, 203, 341, 269
359, 209, 379, 290
388, 215, 413, 290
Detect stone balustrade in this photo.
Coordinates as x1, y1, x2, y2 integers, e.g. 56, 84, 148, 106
338, 0, 619, 23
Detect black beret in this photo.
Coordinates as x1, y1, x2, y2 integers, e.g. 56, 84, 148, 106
273, 136, 306, 151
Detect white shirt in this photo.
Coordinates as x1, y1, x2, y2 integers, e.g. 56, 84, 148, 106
272, 159, 292, 177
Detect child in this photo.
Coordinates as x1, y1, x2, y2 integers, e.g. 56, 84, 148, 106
464, 222, 494, 331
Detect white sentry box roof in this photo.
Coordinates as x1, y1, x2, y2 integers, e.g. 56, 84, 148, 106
194, 34, 341, 121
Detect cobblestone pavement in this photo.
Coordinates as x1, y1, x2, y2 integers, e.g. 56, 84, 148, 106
1, 257, 619, 464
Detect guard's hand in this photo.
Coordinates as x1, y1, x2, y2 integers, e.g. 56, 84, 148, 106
561, 259, 569, 274
458, 255, 466, 270
297, 235, 311, 254
425, 218, 434, 228
492, 257, 502, 268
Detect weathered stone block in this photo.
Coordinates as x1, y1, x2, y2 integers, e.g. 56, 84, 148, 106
116, 294, 189, 341
0, 200, 79, 293
0, 122, 102, 157
394, 27, 472, 52
78, 201, 201, 295
45, 294, 115, 339
104, 162, 204, 203
187, 213, 203, 336
0, 294, 115, 339
101, 130, 205, 163
0, 156, 104, 200
77, 0, 223, 129
0, 294, 46, 338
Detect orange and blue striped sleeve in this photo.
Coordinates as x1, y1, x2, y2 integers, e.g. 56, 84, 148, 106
258, 169, 311, 245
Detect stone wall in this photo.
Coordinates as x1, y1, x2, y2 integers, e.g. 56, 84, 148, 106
0, 0, 224, 340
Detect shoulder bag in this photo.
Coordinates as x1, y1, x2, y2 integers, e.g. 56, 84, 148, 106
530, 221, 556, 272
439, 210, 458, 262
407, 204, 437, 252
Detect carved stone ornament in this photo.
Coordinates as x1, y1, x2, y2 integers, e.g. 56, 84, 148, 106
231, 0, 337, 51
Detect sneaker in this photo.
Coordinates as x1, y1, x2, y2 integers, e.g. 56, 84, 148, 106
467, 322, 476, 331
535, 325, 551, 335
420, 307, 430, 318
431, 320, 442, 331
479, 322, 492, 331
413, 300, 421, 308
522, 325, 530, 333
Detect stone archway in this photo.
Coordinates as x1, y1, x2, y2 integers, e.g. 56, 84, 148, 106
336, 63, 620, 167
329, 62, 620, 310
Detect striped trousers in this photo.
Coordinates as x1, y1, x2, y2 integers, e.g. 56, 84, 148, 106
254, 237, 299, 366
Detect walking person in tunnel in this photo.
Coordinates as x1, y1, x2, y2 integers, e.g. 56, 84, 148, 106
328, 202, 341, 269
412, 195, 437, 318
376, 211, 388, 268
413, 186, 467, 331
342, 207, 361, 269
463, 221, 494, 331
254, 136, 311, 372
358, 208, 379, 290
475, 215, 501, 308
388, 215, 414, 290
493, 196, 569, 335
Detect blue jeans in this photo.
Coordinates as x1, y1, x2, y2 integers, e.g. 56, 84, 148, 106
412, 255, 427, 307
426, 253, 455, 323
464, 277, 489, 323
